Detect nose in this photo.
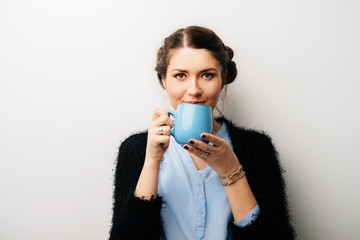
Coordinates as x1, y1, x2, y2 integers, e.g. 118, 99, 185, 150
187, 78, 202, 97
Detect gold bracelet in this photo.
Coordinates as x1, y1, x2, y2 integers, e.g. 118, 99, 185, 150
221, 171, 246, 186
219, 165, 243, 180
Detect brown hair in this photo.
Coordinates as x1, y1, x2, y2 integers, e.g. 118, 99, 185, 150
155, 26, 237, 89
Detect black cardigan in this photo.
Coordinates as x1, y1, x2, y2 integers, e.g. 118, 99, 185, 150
109, 117, 296, 240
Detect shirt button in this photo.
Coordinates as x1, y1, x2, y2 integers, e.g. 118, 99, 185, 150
198, 182, 202, 187
198, 194, 203, 199
199, 210, 204, 215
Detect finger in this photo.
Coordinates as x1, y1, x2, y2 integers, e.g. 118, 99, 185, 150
151, 114, 172, 128
152, 108, 169, 121
200, 133, 226, 147
150, 125, 171, 136
161, 125, 171, 136
183, 144, 209, 160
150, 134, 170, 146
188, 139, 216, 153
148, 125, 171, 136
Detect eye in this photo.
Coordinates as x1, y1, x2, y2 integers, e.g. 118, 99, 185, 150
202, 73, 214, 79
174, 73, 186, 79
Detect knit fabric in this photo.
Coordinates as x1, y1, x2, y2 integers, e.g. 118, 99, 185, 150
109, 117, 296, 240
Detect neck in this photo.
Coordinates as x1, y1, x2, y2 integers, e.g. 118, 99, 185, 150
213, 119, 222, 133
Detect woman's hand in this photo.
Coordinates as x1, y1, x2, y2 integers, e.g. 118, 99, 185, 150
183, 133, 240, 177
135, 108, 172, 200
145, 108, 173, 164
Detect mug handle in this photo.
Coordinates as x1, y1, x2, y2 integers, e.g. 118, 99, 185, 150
167, 111, 176, 136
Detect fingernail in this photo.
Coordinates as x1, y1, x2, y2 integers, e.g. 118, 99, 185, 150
201, 134, 206, 139
189, 140, 194, 144
183, 145, 189, 150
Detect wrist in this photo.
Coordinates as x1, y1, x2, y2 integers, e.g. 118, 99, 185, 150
219, 163, 241, 179
135, 157, 161, 200
220, 164, 245, 186
144, 157, 162, 170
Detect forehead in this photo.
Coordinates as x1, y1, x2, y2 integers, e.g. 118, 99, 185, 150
167, 48, 220, 70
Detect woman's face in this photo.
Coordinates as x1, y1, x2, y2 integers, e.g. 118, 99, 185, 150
163, 47, 223, 111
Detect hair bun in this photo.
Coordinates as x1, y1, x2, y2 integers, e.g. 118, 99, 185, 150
226, 60, 237, 84
223, 46, 237, 85
225, 46, 234, 60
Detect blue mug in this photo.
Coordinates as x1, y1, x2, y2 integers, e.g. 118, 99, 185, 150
168, 104, 213, 145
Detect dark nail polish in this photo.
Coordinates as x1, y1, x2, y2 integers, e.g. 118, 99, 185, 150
183, 145, 189, 150
201, 134, 206, 139
189, 140, 194, 144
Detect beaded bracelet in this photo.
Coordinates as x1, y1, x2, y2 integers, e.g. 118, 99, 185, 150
219, 165, 243, 181
221, 171, 246, 186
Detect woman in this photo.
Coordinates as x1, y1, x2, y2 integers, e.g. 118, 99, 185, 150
109, 26, 295, 240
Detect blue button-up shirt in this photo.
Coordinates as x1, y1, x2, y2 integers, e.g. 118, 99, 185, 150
158, 123, 260, 240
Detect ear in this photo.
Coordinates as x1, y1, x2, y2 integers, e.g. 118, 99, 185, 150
162, 80, 166, 89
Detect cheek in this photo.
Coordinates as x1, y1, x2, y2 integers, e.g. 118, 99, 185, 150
166, 83, 185, 101
167, 87, 180, 98
209, 90, 221, 103
207, 82, 222, 99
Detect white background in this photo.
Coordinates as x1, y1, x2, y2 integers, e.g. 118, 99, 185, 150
1, 0, 359, 239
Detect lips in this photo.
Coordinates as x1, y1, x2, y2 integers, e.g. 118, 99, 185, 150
183, 101, 206, 105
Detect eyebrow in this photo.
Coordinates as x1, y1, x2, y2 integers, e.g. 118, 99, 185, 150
170, 68, 218, 73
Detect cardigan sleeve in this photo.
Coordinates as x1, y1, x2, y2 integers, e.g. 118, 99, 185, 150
230, 134, 296, 240
109, 133, 163, 240
233, 204, 260, 227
